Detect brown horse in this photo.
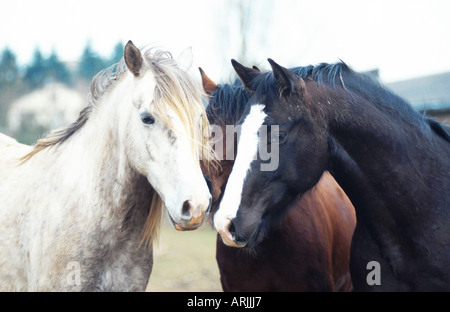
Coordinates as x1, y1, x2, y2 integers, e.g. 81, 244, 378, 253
200, 68, 356, 291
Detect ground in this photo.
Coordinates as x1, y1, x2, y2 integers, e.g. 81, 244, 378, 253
146, 221, 222, 292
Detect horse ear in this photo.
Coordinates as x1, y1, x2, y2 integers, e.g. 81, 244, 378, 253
267, 58, 304, 96
198, 67, 218, 96
177, 47, 193, 71
124, 40, 143, 77
231, 59, 261, 91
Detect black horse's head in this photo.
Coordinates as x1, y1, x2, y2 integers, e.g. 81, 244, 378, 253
214, 59, 330, 248
199, 68, 252, 218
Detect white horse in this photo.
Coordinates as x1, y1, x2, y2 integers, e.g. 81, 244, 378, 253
0, 41, 214, 291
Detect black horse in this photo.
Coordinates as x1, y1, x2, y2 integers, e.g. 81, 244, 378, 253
201, 69, 355, 291
214, 58, 450, 291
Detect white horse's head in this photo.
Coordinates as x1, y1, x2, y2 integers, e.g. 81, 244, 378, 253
120, 41, 212, 231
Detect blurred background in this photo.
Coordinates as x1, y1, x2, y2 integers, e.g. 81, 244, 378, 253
1, 0, 449, 291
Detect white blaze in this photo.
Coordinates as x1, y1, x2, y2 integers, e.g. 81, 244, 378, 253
214, 104, 267, 233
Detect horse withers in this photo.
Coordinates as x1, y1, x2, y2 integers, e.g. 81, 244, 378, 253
201, 68, 355, 291
0, 41, 215, 291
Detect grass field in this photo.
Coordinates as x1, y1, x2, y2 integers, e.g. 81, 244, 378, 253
146, 221, 222, 292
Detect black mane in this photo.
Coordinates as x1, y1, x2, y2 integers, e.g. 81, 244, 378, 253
294, 62, 450, 142
206, 78, 251, 126
207, 61, 450, 143
206, 61, 377, 125
254, 61, 424, 124
218, 61, 450, 142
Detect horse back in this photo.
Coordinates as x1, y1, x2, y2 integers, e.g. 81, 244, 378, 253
0, 133, 30, 164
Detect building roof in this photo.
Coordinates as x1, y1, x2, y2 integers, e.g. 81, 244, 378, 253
387, 72, 450, 112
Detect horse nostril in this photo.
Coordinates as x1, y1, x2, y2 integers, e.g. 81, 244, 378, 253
227, 219, 247, 247
217, 218, 246, 248
228, 219, 236, 237
182, 200, 191, 217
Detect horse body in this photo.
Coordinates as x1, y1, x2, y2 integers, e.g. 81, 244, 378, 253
0, 100, 153, 291
216, 59, 450, 291
0, 42, 213, 291
216, 172, 355, 292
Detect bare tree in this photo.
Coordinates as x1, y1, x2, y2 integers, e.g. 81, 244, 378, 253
213, 0, 274, 78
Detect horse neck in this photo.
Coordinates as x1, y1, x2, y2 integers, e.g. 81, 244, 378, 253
323, 89, 449, 215
40, 79, 152, 220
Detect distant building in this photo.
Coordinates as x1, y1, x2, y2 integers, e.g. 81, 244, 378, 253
387, 72, 450, 125
8, 83, 85, 144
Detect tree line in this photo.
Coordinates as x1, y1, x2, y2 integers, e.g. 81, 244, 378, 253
0, 41, 124, 130
0, 41, 124, 90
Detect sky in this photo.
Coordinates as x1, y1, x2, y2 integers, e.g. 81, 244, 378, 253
1, 0, 450, 83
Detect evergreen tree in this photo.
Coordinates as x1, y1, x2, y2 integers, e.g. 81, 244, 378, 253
46, 50, 72, 85
0, 47, 24, 129
78, 41, 106, 81
109, 41, 124, 65
24, 48, 48, 89
0, 47, 19, 88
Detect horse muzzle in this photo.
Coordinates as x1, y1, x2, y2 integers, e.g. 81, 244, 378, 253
217, 218, 247, 248
171, 198, 212, 231
174, 210, 206, 231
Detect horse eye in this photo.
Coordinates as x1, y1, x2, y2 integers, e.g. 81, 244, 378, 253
140, 112, 155, 125
273, 131, 288, 144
